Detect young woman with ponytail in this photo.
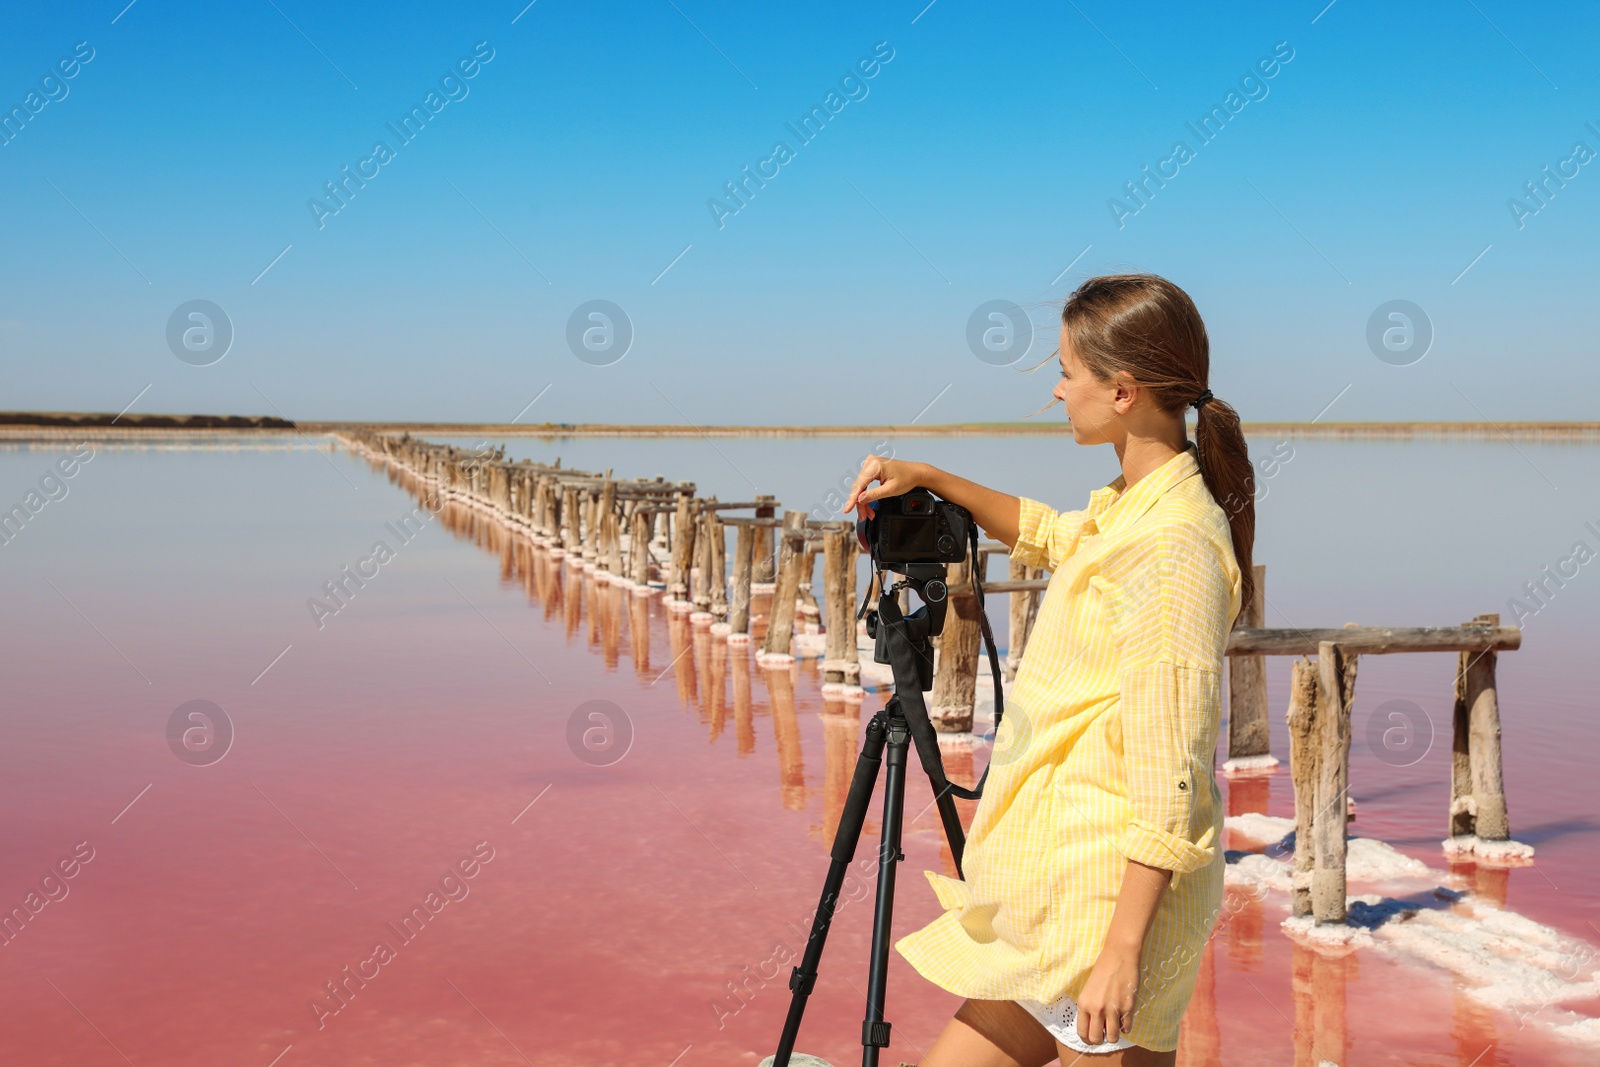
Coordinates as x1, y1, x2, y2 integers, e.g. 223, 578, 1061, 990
844, 274, 1255, 1065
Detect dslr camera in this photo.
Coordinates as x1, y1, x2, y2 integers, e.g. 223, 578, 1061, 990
855, 488, 971, 569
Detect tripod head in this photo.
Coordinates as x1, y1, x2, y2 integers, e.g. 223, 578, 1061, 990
861, 564, 948, 693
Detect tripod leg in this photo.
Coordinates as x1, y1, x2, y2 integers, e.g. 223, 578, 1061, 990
859, 706, 910, 1067
770, 707, 890, 1067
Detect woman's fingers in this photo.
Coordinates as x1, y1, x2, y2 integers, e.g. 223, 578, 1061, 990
1078, 1001, 1132, 1045
1080, 1010, 1114, 1045
843, 457, 888, 515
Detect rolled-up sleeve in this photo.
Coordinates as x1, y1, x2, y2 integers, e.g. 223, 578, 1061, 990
1011, 496, 1092, 571
1094, 524, 1234, 874
1115, 661, 1221, 873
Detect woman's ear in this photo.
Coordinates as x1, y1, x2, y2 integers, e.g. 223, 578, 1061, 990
1111, 371, 1140, 413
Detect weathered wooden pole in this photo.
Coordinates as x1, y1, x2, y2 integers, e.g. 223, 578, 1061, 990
600, 479, 621, 575
821, 526, 861, 685
708, 508, 728, 621
1285, 656, 1322, 918
1226, 563, 1274, 768
560, 483, 579, 554
494, 463, 511, 513
1004, 556, 1042, 682
729, 522, 755, 640
753, 494, 777, 584
518, 467, 535, 524
669, 492, 696, 604
1312, 640, 1358, 924
762, 510, 807, 657
630, 508, 652, 587
581, 487, 601, 562
1451, 612, 1509, 841
651, 506, 672, 559
533, 474, 552, 540
930, 553, 982, 732
692, 497, 716, 615
798, 543, 822, 627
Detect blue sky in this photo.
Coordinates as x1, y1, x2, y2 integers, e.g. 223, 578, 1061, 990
1, 0, 1596, 425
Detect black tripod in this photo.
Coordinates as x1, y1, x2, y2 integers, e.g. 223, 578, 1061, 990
768, 546, 1004, 1067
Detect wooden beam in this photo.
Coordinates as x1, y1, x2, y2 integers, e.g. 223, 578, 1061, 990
1229, 625, 1520, 656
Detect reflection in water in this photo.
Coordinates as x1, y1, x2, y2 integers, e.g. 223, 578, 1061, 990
1291, 940, 1354, 1067
817, 696, 864, 850
765, 664, 807, 812
628, 588, 651, 674
731, 647, 756, 756
1178, 939, 1221, 1066
666, 610, 695, 705
1225, 774, 1271, 975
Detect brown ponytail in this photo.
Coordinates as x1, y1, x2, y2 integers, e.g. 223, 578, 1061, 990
1059, 273, 1257, 621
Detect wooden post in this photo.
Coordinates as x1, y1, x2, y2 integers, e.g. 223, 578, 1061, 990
930, 553, 982, 732
581, 488, 600, 561
1312, 640, 1357, 924
708, 509, 728, 621
753, 495, 777, 584
762, 510, 807, 657
821, 527, 861, 684
730, 522, 755, 638
560, 484, 579, 554
1004, 555, 1042, 682
605, 495, 625, 575
597, 478, 617, 573
669, 492, 696, 603
1226, 563, 1273, 766
494, 463, 511, 512
692, 498, 716, 614
651, 507, 671, 557
798, 544, 822, 626
1451, 612, 1509, 841
536, 475, 554, 541
630, 508, 651, 586
1285, 657, 1321, 918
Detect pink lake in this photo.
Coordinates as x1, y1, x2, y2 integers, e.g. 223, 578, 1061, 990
1, 433, 1596, 1066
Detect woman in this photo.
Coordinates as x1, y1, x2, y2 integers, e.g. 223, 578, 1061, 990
843, 274, 1256, 1066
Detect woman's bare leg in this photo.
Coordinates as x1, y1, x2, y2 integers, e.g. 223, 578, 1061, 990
911, 996, 1180, 1067
917, 998, 1059, 1067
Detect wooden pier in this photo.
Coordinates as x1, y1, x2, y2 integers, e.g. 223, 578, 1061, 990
336, 428, 1529, 928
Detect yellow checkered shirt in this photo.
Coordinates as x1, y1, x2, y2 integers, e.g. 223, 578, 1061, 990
895, 444, 1242, 1053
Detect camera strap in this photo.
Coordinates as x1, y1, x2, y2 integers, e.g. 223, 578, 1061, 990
960, 520, 1007, 801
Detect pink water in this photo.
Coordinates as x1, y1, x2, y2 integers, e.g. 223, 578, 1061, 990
1, 438, 1597, 1066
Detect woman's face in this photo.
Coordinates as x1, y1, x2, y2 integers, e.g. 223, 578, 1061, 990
1054, 326, 1120, 445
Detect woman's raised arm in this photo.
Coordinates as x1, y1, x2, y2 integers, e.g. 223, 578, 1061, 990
843, 457, 1022, 550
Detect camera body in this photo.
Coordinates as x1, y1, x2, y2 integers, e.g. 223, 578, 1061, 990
856, 488, 971, 567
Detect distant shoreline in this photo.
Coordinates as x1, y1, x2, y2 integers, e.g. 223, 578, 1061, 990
1, 413, 1599, 442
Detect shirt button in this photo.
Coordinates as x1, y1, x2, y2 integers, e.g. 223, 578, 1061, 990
1177, 781, 1187, 790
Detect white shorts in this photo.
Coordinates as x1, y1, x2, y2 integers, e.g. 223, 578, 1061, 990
1015, 992, 1137, 1055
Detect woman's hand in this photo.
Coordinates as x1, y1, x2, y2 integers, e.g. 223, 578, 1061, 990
843, 457, 1025, 549
1074, 943, 1141, 1046
843, 456, 926, 519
